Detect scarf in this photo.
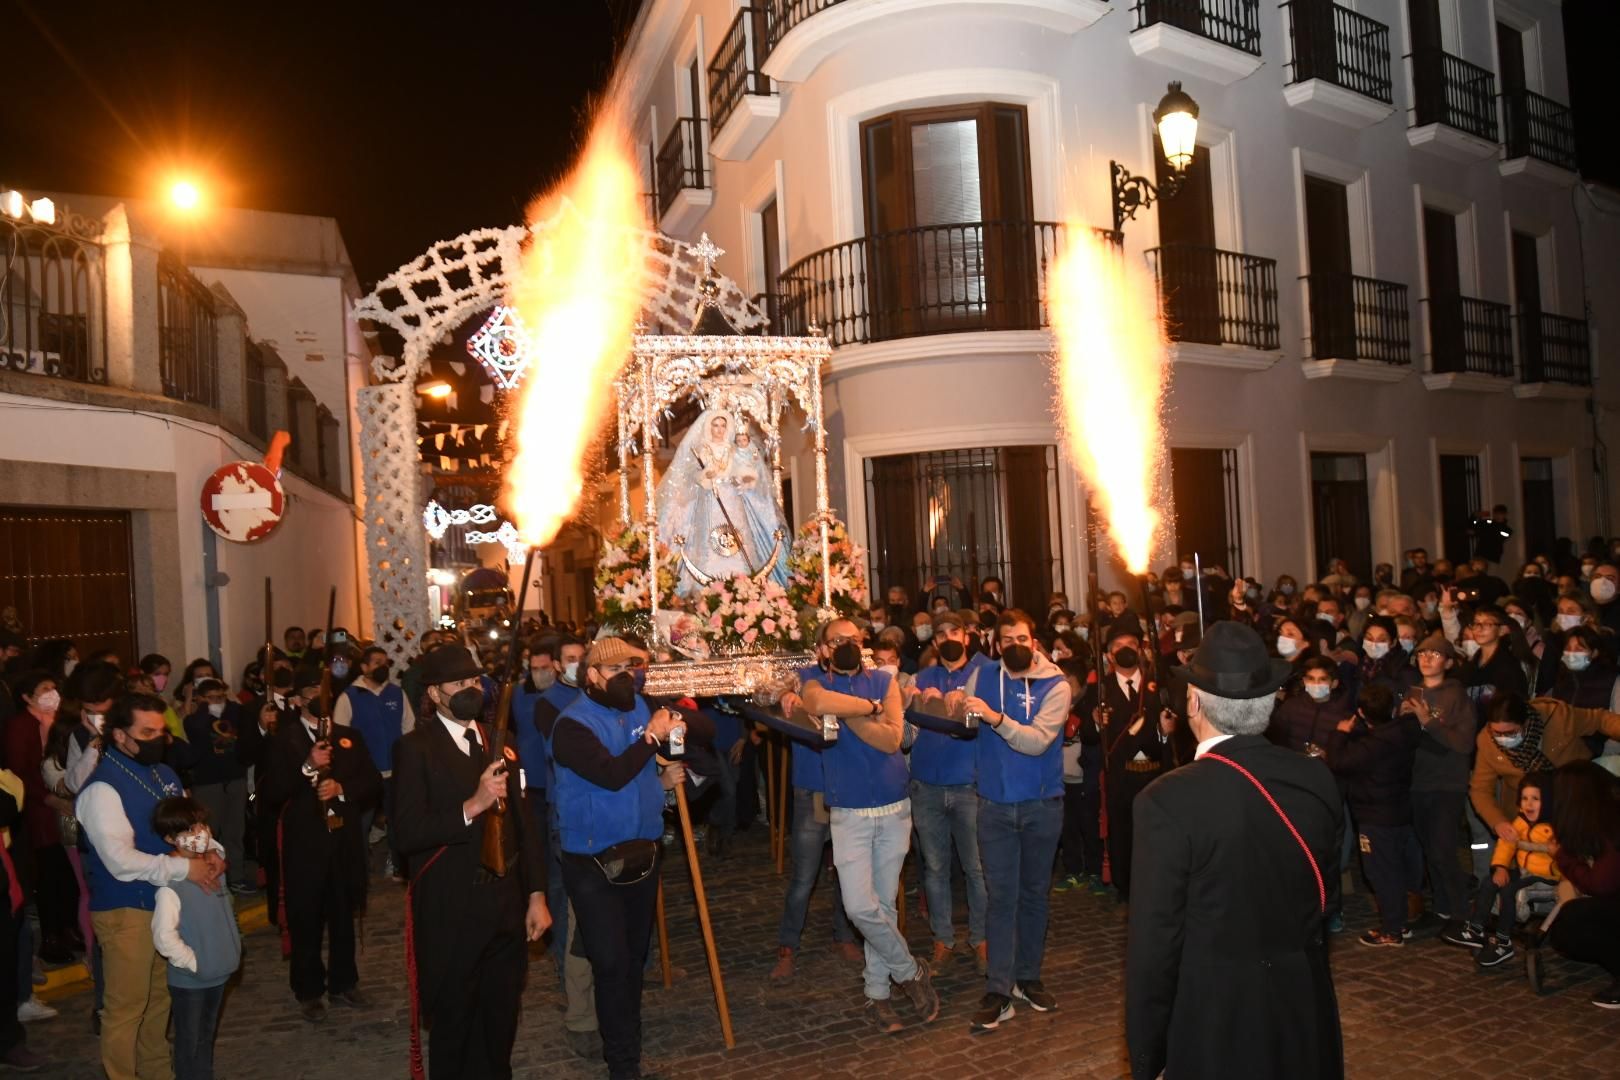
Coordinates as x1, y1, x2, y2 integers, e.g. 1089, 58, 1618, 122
1504, 707, 1555, 774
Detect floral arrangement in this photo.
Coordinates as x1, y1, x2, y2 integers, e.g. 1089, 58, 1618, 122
786, 515, 869, 617
692, 573, 807, 653
594, 524, 676, 618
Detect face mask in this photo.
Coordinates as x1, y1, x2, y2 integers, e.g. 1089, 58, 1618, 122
271, 669, 293, 690
1494, 732, 1525, 750
915, 625, 933, 642
1399, 638, 1416, 654
1510, 613, 1528, 628
830, 642, 862, 674
1592, 578, 1617, 604
1522, 570, 1540, 580
932, 604, 949, 615
936, 640, 966, 664
599, 671, 638, 712
1077, 625, 1090, 641
1276, 636, 1300, 658
152, 673, 169, 692
529, 667, 556, 690
128, 734, 165, 767
35, 690, 61, 713
879, 663, 899, 677
1555, 613, 1582, 631
331, 660, 350, 679
562, 661, 580, 685
870, 621, 886, 632
177, 829, 213, 855
86, 712, 104, 732
1563, 651, 1592, 672
1363, 641, 1390, 660
1461, 639, 1482, 658
1180, 566, 1195, 577
1110, 647, 1140, 671
1354, 596, 1371, 611
1422, 601, 1438, 617
1280, 584, 1296, 596
1305, 683, 1331, 702
207, 702, 226, 718
1246, 586, 1261, 599
365, 663, 391, 684
1054, 623, 1070, 634
63, 658, 78, 678
1001, 644, 1034, 673
1582, 564, 1596, 578
445, 686, 484, 722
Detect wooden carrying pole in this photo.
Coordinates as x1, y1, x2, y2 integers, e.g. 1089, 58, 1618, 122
655, 880, 672, 989
673, 780, 734, 1049
764, 739, 779, 867
774, 741, 789, 875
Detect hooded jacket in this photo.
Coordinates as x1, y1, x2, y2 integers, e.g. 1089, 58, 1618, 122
965, 653, 1071, 803
1469, 697, 1620, 830
1327, 713, 1421, 827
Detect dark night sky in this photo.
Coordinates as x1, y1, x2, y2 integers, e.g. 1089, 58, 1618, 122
3, 1, 1617, 288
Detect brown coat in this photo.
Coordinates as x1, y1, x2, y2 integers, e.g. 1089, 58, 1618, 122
1468, 697, 1620, 829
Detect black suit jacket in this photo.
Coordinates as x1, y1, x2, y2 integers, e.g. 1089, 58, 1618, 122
1126, 733, 1344, 1080
258, 716, 382, 906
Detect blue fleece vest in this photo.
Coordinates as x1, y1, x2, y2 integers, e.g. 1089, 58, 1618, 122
84, 752, 184, 912
805, 668, 909, 810
165, 878, 242, 989
790, 742, 825, 792
511, 684, 547, 793
908, 652, 995, 786
552, 692, 664, 855
974, 665, 1067, 804
343, 681, 406, 775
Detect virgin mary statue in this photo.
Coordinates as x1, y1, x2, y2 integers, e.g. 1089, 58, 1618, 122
657, 410, 790, 596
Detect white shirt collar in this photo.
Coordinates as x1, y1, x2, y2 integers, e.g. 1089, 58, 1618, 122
1195, 733, 1235, 760
440, 713, 479, 754
1116, 670, 1140, 692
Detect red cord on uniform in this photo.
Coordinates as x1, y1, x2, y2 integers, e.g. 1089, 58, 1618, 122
1203, 753, 1326, 914
276, 809, 291, 958
405, 847, 447, 1080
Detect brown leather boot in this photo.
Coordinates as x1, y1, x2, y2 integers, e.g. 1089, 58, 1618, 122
769, 946, 795, 980
930, 940, 954, 969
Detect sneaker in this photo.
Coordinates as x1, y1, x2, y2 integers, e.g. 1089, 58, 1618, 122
1400, 927, 1413, 941
229, 881, 258, 896
1476, 939, 1516, 968
0, 1045, 43, 1072
1012, 980, 1056, 1012
896, 957, 939, 1023
563, 1027, 602, 1059
1358, 929, 1404, 948
930, 940, 954, 969
299, 998, 327, 1023
1053, 874, 1083, 893
1441, 922, 1486, 949
865, 996, 903, 1034
768, 946, 795, 981
16, 998, 56, 1023
330, 986, 368, 1007
1086, 875, 1110, 896
970, 992, 1015, 1033
1592, 982, 1620, 1010
837, 941, 864, 965
1326, 912, 1345, 934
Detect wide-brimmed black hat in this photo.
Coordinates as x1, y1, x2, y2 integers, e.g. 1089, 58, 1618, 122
419, 644, 483, 687
1180, 620, 1290, 700
1105, 620, 1143, 647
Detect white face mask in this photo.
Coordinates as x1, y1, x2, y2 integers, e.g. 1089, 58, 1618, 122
1277, 636, 1300, 658
1562, 651, 1592, 671
1317, 612, 1336, 625
1053, 623, 1070, 634
562, 661, 580, 685
1363, 641, 1390, 660
1354, 596, 1372, 611
915, 625, 933, 642
63, 659, 79, 678
1592, 578, 1617, 604
1304, 683, 1331, 702
207, 702, 226, 718
86, 712, 105, 732
879, 663, 899, 677
1461, 639, 1482, 658
871, 621, 886, 632
177, 828, 213, 855
34, 690, 61, 713
1077, 625, 1090, 641
1510, 613, 1528, 628
1555, 613, 1583, 631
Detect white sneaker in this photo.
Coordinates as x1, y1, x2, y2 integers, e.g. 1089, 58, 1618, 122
368, 826, 387, 845
18, 996, 58, 1022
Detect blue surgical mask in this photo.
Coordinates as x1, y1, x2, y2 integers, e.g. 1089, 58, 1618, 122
1399, 638, 1416, 654
1494, 732, 1525, 750
1305, 683, 1331, 702
331, 660, 350, 679
1562, 652, 1592, 672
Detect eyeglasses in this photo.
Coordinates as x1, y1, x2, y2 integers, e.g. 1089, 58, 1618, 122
825, 634, 859, 648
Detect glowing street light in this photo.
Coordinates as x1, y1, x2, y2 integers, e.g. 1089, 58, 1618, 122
169, 179, 203, 212
1109, 81, 1202, 238
0, 190, 23, 219
418, 381, 453, 399
27, 197, 55, 225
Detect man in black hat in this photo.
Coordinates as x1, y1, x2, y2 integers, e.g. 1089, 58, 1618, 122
258, 663, 382, 1022
393, 642, 551, 1078
1126, 621, 1344, 1080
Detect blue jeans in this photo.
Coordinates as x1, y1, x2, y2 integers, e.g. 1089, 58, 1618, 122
830, 804, 916, 1000
170, 981, 226, 1080
910, 780, 986, 947
1360, 823, 1424, 935
777, 788, 852, 949
977, 795, 1063, 997
547, 820, 570, 983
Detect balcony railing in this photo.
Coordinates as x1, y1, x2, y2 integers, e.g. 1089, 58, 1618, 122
777, 220, 1063, 346
1502, 87, 1577, 172
157, 251, 219, 407
655, 117, 706, 220
760, 1, 844, 62
1426, 294, 1513, 377
1304, 272, 1411, 365
1411, 48, 1498, 142
1145, 245, 1279, 350
710, 7, 774, 134
1284, 1, 1392, 103
0, 218, 107, 384
1132, 0, 1261, 56
245, 340, 269, 440
1518, 311, 1591, 385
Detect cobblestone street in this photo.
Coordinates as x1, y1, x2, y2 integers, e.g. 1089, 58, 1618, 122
33, 827, 1620, 1079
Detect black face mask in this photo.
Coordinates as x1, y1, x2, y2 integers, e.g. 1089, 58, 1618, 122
445, 687, 483, 722
271, 668, 293, 690
1113, 646, 1140, 670
595, 671, 638, 712
936, 640, 966, 664
127, 735, 165, 767
368, 664, 392, 684
1001, 644, 1033, 673
830, 642, 862, 674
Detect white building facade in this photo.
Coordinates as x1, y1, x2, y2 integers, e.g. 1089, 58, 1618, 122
0, 192, 371, 677
614, 0, 1615, 608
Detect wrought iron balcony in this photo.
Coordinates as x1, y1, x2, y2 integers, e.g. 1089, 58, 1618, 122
1502, 87, 1577, 172
1425, 294, 1513, 377
1145, 245, 1278, 350
1411, 48, 1498, 143
1131, 0, 1261, 56
776, 220, 1064, 347
709, 8, 774, 136
1283, 1, 1392, 103
0, 217, 107, 384
1518, 311, 1591, 385
157, 251, 220, 407
655, 117, 707, 221
1304, 272, 1411, 365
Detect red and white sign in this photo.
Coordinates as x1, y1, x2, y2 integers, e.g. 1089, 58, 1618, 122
200, 461, 287, 543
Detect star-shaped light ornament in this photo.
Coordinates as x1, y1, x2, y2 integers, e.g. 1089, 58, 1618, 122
466, 305, 533, 391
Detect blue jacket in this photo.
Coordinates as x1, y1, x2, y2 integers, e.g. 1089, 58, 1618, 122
343, 681, 408, 775
84, 751, 185, 912
552, 692, 664, 855
804, 668, 909, 810
907, 652, 995, 786
971, 658, 1068, 804
510, 683, 547, 793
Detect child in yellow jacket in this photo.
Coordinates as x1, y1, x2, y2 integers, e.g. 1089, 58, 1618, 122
1449, 772, 1559, 968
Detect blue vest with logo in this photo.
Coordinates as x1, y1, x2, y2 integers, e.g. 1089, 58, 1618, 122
84, 752, 184, 912
974, 665, 1067, 804
908, 652, 995, 786
344, 681, 407, 774
552, 692, 663, 855
806, 668, 909, 810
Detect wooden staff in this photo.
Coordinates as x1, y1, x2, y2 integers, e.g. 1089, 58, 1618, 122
655, 879, 672, 989
673, 780, 734, 1049
774, 740, 789, 875
764, 738, 779, 867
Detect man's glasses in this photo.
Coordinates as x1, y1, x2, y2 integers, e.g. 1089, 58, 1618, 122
824, 635, 859, 648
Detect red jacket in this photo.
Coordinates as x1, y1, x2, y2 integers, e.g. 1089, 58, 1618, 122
1555, 842, 1620, 900
2, 712, 56, 849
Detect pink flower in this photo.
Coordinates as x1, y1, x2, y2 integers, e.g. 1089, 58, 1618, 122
743, 629, 759, 644
732, 617, 748, 634
761, 618, 777, 634
789, 626, 802, 639
709, 614, 724, 629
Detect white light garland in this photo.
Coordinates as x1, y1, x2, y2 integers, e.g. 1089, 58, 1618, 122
466, 305, 534, 390
422, 500, 498, 539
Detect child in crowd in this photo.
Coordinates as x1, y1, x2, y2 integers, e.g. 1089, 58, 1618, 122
150, 797, 242, 1080
1054, 665, 1106, 895
1450, 772, 1560, 967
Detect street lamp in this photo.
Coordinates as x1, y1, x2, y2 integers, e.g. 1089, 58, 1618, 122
418, 381, 453, 399
1110, 81, 1201, 236
168, 179, 203, 212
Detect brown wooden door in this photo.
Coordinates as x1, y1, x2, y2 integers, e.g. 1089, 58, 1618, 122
1155, 140, 1218, 343
0, 507, 137, 662
1424, 207, 1463, 370
1304, 176, 1355, 358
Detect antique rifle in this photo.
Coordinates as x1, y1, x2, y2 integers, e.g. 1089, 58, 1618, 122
317, 587, 342, 831
479, 550, 536, 877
